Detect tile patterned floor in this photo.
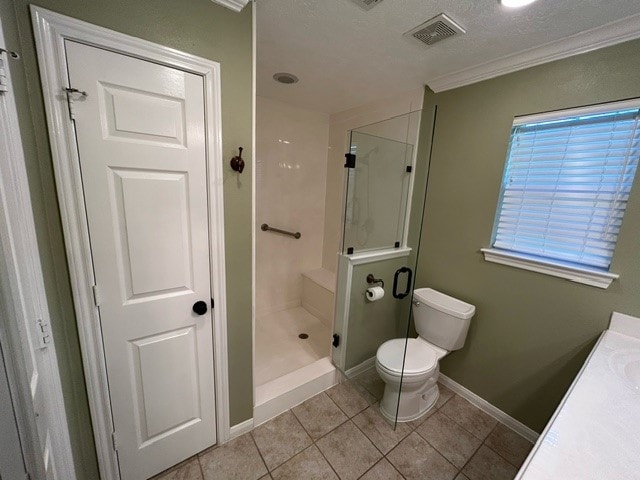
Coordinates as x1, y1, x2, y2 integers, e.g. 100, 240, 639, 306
153, 370, 534, 480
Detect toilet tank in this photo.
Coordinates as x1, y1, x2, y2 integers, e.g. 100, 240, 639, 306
412, 288, 475, 351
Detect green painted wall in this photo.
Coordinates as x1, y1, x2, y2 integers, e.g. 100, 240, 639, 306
1, 1, 253, 477
344, 258, 412, 370
416, 39, 640, 433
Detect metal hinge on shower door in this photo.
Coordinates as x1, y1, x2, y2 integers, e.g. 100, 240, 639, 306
0, 48, 20, 94
344, 153, 356, 168
36, 319, 51, 349
0, 64, 8, 94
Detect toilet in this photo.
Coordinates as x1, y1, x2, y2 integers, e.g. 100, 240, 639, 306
375, 288, 476, 423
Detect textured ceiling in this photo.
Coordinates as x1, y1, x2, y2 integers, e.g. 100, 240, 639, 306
256, 0, 640, 114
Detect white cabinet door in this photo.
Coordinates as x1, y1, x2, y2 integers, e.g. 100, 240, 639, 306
65, 40, 216, 480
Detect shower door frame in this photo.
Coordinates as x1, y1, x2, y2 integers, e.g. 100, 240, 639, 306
342, 127, 418, 256
333, 110, 423, 374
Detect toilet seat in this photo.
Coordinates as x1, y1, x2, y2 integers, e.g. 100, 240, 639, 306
376, 338, 438, 378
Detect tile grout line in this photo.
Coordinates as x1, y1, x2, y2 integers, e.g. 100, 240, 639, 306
241, 383, 527, 480
384, 456, 408, 480
326, 381, 401, 465
352, 387, 455, 477
438, 405, 495, 443
255, 411, 314, 473
458, 440, 487, 477
196, 453, 205, 480
314, 441, 345, 480
351, 373, 383, 400
411, 428, 462, 476
248, 430, 270, 476
290, 394, 350, 444
326, 382, 409, 479
440, 408, 514, 477
299, 387, 387, 479
381, 390, 462, 478
482, 439, 526, 471
287, 395, 349, 479
438, 409, 493, 476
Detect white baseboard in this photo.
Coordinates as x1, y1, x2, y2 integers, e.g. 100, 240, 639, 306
254, 357, 339, 427
228, 418, 254, 441
344, 357, 376, 379
438, 374, 539, 443
343, 358, 539, 443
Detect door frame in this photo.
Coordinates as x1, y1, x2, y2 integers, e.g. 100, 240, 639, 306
31, 6, 231, 479
0, 17, 76, 480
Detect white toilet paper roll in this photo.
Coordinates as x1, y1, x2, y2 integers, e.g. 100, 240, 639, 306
366, 286, 385, 302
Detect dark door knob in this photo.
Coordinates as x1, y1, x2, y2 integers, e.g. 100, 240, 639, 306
192, 301, 208, 315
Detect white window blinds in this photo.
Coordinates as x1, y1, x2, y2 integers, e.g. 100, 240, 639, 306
492, 103, 640, 271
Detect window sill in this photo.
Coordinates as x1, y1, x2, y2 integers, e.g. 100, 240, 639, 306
480, 248, 618, 289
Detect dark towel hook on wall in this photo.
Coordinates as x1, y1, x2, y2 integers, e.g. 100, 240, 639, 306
230, 147, 245, 173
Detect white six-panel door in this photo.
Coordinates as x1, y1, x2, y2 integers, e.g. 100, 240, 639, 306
65, 40, 216, 480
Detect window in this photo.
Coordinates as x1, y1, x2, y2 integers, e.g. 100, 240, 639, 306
482, 100, 640, 288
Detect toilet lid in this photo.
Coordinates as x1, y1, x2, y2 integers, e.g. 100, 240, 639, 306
376, 338, 437, 375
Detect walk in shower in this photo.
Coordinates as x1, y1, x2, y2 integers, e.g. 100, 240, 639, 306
254, 93, 432, 427
254, 97, 335, 418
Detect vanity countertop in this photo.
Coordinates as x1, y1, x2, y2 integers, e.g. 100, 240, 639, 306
516, 312, 640, 480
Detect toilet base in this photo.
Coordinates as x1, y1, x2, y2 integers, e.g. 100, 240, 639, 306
378, 369, 440, 423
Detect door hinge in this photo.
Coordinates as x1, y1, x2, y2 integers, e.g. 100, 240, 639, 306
111, 431, 118, 451
344, 153, 356, 168
332, 334, 340, 348
92, 285, 101, 307
36, 319, 51, 349
64, 87, 87, 120
0, 49, 19, 94
0, 64, 8, 94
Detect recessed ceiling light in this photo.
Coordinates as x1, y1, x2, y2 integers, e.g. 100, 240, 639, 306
273, 73, 299, 84
500, 0, 538, 7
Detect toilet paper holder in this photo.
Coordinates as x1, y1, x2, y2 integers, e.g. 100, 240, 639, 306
366, 273, 384, 288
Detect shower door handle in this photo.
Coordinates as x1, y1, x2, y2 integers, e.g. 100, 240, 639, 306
392, 267, 413, 299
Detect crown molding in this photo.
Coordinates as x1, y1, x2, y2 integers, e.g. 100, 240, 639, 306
211, 0, 250, 12
428, 12, 640, 93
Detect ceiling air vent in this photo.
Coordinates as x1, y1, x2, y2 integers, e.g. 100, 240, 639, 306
349, 0, 384, 11
405, 13, 465, 47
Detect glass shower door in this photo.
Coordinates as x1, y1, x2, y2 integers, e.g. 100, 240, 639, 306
342, 131, 413, 254
333, 108, 434, 429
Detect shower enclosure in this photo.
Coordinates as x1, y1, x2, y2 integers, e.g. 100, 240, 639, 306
333, 107, 434, 427
254, 96, 434, 428
254, 97, 336, 420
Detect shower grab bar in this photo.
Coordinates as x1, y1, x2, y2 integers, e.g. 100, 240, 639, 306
261, 223, 301, 239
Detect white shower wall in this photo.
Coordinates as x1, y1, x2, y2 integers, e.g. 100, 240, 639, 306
256, 96, 330, 315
